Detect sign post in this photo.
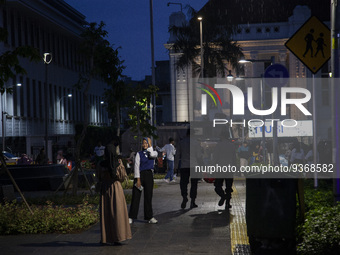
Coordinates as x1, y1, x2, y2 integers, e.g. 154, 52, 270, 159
285, 15, 331, 187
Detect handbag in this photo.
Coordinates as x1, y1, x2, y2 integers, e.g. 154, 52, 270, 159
116, 158, 128, 183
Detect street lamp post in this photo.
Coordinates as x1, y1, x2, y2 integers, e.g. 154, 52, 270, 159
198, 17, 204, 79
239, 57, 275, 164
227, 70, 234, 119
43, 53, 52, 160
167, 2, 182, 12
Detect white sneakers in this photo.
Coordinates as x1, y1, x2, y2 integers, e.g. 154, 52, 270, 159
148, 217, 158, 224
129, 217, 158, 224
164, 178, 176, 183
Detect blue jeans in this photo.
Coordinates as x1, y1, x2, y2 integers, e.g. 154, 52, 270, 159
164, 159, 174, 181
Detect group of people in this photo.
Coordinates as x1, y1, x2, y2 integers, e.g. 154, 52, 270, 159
17, 147, 69, 166
96, 137, 158, 245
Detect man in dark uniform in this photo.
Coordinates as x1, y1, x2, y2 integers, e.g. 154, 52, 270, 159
177, 128, 201, 209
213, 128, 237, 209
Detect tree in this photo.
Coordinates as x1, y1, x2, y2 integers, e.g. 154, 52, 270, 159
169, 5, 243, 78
71, 21, 123, 195
127, 84, 158, 146
101, 44, 125, 137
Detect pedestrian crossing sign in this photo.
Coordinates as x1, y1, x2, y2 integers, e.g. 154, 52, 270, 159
285, 16, 330, 74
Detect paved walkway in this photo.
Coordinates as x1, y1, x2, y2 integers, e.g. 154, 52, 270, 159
0, 178, 250, 255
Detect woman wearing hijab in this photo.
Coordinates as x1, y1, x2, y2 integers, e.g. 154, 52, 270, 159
98, 138, 132, 245
129, 137, 158, 224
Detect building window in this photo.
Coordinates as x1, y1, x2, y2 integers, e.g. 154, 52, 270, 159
30, 23, 35, 47
41, 29, 45, 52
19, 76, 24, 117
36, 26, 40, 49
13, 76, 17, 116
49, 83, 53, 119
274, 26, 280, 32
10, 13, 15, 47
26, 78, 30, 117
3, 9, 8, 44
32, 80, 37, 118
24, 19, 29, 45
38, 81, 43, 118
265, 27, 270, 33
17, 16, 22, 46
256, 27, 262, 33
245, 28, 250, 33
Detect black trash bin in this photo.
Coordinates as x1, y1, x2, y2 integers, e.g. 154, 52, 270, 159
246, 178, 297, 254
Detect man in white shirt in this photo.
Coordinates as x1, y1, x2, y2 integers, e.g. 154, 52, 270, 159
160, 137, 176, 183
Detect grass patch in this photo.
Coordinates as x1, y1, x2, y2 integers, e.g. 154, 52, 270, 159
296, 179, 339, 255
0, 198, 98, 235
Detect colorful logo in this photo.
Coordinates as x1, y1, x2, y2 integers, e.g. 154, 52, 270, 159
197, 82, 222, 115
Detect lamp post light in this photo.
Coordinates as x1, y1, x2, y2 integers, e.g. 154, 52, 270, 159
43, 53, 52, 159
198, 16, 204, 79
167, 2, 182, 12
238, 57, 275, 164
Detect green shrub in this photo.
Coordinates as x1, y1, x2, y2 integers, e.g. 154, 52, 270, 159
297, 203, 340, 255
153, 173, 166, 179
26, 193, 100, 206
122, 180, 134, 189
0, 199, 99, 235
303, 188, 333, 211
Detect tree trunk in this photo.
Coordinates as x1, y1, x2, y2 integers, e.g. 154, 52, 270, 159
72, 55, 93, 195
116, 101, 120, 137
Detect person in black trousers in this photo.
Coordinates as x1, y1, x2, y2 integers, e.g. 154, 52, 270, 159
213, 128, 237, 209
177, 129, 201, 209
129, 137, 158, 224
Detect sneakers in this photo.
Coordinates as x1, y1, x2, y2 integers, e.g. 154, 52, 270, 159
218, 196, 226, 206
190, 200, 198, 208
181, 197, 188, 209
148, 217, 158, 224
129, 218, 133, 224
164, 178, 170, 183
170, 179, 176, 183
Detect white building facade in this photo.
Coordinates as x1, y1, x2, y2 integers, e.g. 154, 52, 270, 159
166, 5, 332, 142
0, 0, 109, 160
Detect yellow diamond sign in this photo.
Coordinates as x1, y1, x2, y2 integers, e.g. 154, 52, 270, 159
285, 16, 330, 74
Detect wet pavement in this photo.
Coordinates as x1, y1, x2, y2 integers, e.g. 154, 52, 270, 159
0, 178, 250, 255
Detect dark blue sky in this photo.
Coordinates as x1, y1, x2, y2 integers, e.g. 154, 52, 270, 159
65, 0, 208, 81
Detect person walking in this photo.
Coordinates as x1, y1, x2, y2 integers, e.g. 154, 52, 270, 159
238, 141, 250, 167
129, 137, 158, 224
98, 139, 132, 245
159, 137, 176, 183
213, 128, 237, 209
177, 129, 200, 209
